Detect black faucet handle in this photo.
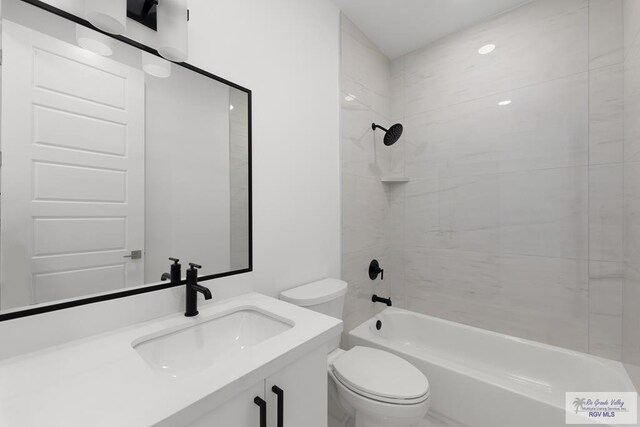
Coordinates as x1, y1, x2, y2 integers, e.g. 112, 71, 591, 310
369, 259, 384, 280
169, 257, 180, 264
189, 262, 202, 270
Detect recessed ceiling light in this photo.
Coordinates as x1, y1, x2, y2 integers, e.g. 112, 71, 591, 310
498, 100, 512, 106
344, 94, 357, 102
230, 105, 235, 110
478, 44, 496, 55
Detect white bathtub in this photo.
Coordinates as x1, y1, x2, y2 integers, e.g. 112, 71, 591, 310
348, 308, 637, 427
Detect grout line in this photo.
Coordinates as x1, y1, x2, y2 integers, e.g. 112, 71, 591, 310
621, 3, 628, 362
587, 0, 592, 354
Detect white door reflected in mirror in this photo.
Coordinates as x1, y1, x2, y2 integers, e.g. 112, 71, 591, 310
0, 3, 251, 314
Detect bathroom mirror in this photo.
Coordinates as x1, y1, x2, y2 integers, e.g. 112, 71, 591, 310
0, 0, 252, 319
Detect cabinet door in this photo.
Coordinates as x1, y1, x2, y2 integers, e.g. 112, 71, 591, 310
266, 347, 328, 427
188, 381, 265, 427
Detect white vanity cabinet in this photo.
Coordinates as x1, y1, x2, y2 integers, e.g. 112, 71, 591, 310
188, 346, 328, 427
0, 294, 342, 426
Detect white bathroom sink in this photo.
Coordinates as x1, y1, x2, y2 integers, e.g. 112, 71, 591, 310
133, 308, 293, 376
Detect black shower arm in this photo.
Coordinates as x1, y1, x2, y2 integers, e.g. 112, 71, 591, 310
371, 123, 389, 132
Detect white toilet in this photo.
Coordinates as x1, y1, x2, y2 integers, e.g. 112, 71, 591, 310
280, 279, 430, 427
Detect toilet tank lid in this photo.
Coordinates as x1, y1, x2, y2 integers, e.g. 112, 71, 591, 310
280, 278, 348, 307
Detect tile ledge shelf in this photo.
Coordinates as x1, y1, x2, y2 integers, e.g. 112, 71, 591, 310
381, 177, 410, 183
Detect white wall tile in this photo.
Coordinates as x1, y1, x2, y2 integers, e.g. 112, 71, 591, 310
624, 0, 640, 58
404, 173, 501, 253
624, 161, 640, 263
403, 73, 588, 179
623, 263, 640, 365
342, 174, 389, 254
590, 63, 624, 164
404, 247, 589, 351
623, 0, 640, 369
498, 167, 588, 259
589, 261, 623, 360
589, 164, 624, 262
340, 16, 394, 338
340, 96, 389, 180
390, 58, 406, 122
589, 0, 624, 70
341, 15, 391, 118
405, 166, 589, 260
624, 57, 640, 161
400, 0, 588, 115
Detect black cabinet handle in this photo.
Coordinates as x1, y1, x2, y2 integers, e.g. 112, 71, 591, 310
254, 396, 266, 427
272, 385, 284, 427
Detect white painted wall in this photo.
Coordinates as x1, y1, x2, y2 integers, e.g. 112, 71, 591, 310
187, 0, 342, 297
0, 0, 341, 358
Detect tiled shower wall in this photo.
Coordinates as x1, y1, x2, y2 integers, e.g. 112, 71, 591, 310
341, 0, 628, 359
623, 0, 640, 374
340, 15, 396, 335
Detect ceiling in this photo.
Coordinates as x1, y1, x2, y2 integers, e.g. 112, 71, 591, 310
332, 0, 532, 59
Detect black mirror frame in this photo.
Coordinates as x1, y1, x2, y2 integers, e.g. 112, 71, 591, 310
0, 0, 253, 322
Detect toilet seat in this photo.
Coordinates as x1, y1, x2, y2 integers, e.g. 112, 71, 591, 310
331, 346, 430, 405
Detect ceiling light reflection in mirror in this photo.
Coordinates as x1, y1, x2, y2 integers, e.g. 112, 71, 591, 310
142, 51, 172, 78
76, 24, 114, 56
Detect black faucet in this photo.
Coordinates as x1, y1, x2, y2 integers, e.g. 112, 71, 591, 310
372, 294, 392, 307
185, 263, 212, 317
161, 257, 181, 285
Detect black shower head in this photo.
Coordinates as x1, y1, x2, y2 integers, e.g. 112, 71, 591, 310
372, 123, 404, 146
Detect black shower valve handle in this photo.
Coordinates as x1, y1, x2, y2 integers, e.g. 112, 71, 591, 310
369, 259, 384, 281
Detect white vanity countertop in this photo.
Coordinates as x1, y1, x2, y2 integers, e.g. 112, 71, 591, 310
0, 292, 342, 426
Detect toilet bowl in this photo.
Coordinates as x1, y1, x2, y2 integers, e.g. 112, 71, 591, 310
329, 347, 430, 427
280, 279, 431, 427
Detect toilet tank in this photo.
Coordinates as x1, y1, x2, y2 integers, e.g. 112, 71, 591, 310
279, 278, 347, 320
